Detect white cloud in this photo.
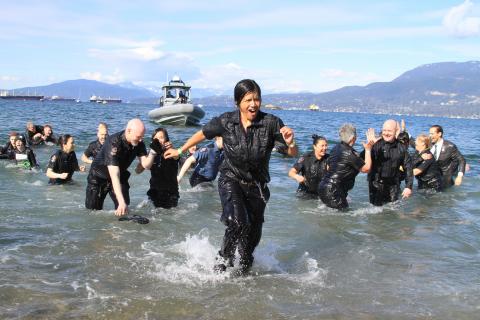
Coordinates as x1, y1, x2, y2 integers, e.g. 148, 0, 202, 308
1, 75, 20, 82
88, 39, 167, 62
443, 0, 480, 37
80, 69, 125, 84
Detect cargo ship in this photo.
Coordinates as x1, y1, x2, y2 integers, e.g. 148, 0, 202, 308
0, 90, 44, 100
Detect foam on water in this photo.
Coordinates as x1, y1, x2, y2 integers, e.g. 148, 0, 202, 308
145, 229, 229, 286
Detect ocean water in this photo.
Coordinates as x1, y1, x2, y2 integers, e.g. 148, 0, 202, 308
0, 100, 479, 319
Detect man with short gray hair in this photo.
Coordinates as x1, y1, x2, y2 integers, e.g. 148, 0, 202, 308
318, 124, 374, 209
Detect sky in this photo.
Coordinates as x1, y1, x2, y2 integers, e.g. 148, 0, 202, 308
1, 0, 480, 93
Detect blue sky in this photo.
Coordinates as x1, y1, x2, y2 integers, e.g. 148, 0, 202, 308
1, 0, 480, 93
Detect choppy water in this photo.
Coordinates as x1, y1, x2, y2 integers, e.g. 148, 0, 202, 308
0, 100, 479, 319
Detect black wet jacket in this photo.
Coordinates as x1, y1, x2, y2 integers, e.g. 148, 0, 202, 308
83, 139, 104, 161
319, 142, 365, 193
89, 131, 147, 183
202, 110, 287, 183
367, 139, 413, 189
413, 150, 442, 190
47, 149, 80, 184
25, 125, 43, 146
150, 152, 179, 192
0, 142, 16, 159
293, 151, 329, 193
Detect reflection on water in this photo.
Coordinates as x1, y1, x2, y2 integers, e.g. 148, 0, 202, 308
0, 101, 479, 319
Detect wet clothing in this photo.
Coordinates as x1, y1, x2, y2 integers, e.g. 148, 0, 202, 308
41, 134, 58, 145
83, 139, 104, 161
189, 142, 224, 187
25, 125, 44, 146
14, 148, 38, 169
0, 142, 16, 160
292, 151, 329, 197
217, 175, 270, 268
413, 150, 442, 191
367, 139, 413, 206
432, 139, 466, 189
147, 152, 180, 209
202, 110, 287, 270
318, 142, 365, 209
47, 149, 80, 184
1, 142, 16, 155
202, 110, 287, 184
85, 131, 147, 210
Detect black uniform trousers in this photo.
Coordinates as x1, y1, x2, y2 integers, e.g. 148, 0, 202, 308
368, 179, 400, 206
147, 188, 179, 209
217, 175, 270, 268
85, 173, 130, 210
319, 183, 349, 210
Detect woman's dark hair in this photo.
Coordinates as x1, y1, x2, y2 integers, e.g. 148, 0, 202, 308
234, 79, 261, 106
152, 127, 169, 142
312, 134, 327, 145
59, 134, 72, 147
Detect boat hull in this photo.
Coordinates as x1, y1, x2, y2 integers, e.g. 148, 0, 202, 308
148, 104, 205, 126
0, 95, 44, 100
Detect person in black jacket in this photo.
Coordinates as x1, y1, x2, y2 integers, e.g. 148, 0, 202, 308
46, 134, 85, 184
0, 132, 18, 156
136, 127, 180, 209
429, 125, 466, 189
85, 119, 156, 216
413, 134, 442, 192
13, 136, 39, 169
289, 134, 329, 198
318, 124, 373, 209
164, 79, 298, 276
367, 119, 413, 206
25, 122, 44, 146
82, 122, 109, 164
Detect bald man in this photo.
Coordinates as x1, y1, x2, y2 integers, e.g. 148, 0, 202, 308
366, 119, 413, 206
85, 119, 156, 215
82, 122, 109, 164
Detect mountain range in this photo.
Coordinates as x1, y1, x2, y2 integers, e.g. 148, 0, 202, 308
2, 61, 480, 117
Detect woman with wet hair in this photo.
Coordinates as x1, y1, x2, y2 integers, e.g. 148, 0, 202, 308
288, 134, 329, 198
164, 79, 297, 276
13, 136, 39, 169
136, 127, 180, 208
46, 134, 85, 184
413, 134, 442, 192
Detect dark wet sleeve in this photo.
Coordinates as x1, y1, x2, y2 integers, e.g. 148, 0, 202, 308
202, 116, 224, 140
451, 144, 466, 174
28, 150, 38, 168
416, 157, 433, 172
403, 150, 414, 189
136, 141, 147, 157
47, 152, 59, 171
103, 140, 119, 167
349, 153, 365, 171
72, 152, 80, 171
83, 142, 95, 158
273, 117, 287, 149
292, 156, 305, 173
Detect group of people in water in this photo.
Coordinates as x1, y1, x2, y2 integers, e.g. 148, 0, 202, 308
0, 79, 468, 276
